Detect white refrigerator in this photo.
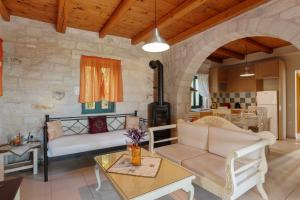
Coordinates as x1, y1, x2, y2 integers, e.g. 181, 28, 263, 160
256, 91, 278, 139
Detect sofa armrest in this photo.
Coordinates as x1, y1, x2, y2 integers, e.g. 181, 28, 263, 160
224, 139, 269, 197
233, 139, 269, 158
148, 124, 177, 152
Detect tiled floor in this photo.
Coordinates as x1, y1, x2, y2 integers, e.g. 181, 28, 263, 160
7, 139, 300, 200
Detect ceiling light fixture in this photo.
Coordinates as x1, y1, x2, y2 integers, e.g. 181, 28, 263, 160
240, 44, 255, 77
142, 0, 170, 53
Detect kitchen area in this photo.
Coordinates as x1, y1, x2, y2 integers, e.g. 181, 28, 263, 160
191, 58, 287, 140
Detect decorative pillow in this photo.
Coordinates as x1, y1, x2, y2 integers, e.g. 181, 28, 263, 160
47, 120, 64, 140
126, 115, 140, 129
88, 116, 108, 134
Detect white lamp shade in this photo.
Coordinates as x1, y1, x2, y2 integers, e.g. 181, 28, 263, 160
240, 72, 255, 77
142, 28, 170, 52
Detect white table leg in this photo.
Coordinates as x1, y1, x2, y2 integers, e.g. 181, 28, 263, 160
95, 165, 101, 191
183, 183, 195, 200
0, 154, 4, 181
14, 188, 20, 200
33, 149, 38, 175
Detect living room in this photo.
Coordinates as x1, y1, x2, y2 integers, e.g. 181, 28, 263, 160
1, 0, 300, 200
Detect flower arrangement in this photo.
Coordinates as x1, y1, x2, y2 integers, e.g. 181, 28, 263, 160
125, 128, 147, 145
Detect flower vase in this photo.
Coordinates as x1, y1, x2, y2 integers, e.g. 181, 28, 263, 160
131, 144, 141, 166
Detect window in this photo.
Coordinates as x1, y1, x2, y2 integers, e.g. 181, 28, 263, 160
79, 55, 123, 103
191, 76, 203, 109
79, 56, 123, 114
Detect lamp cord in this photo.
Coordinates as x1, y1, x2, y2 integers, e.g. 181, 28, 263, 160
155, 0, 157, 28
245, 44, 248, 70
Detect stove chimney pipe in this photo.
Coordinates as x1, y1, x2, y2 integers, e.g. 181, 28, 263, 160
149, 60, 164, 105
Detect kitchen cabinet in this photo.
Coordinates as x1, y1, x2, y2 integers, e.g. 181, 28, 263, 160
218, 68, 227, 83
209, 67, 228, 93
209, 67, 219, 93
255, 59, 279, 79
226, 64, 259, 92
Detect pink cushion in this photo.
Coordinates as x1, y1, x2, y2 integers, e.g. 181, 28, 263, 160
177, 121, 209, 150
47, 120, 64, 140
126, 115, 140, 129
208, 126, 261, 158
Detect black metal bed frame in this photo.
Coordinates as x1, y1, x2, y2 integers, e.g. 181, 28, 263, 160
43, 110, 147, 182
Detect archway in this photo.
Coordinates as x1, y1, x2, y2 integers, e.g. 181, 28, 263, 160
166, 15, 300, 139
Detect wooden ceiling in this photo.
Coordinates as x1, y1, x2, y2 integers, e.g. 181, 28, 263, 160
208, 37, 291, 63
0, 0, 269, 45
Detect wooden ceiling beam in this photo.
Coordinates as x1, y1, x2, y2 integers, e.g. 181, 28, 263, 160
56, 0, 69, 33
167, 0, 269, 44
0, 0, 10, 21
216, 48, 245, 60
131, 0, 209, 45
99, 0, 136, 38
240, 38, 273, 54
208, 56, 223, 63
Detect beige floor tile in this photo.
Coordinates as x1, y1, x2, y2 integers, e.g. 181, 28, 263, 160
20, 178, 51, 200
286, 184, 300, 200
51, 171, 94, 200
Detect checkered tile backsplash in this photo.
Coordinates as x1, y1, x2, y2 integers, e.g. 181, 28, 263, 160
211, 92, 256, 108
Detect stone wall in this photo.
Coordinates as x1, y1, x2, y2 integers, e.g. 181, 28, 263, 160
0, 17, 160, 143
163, 0, 300, 138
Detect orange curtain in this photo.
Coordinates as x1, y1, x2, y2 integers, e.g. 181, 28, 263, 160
0, 39, 3, 96
79, 55, 123, 103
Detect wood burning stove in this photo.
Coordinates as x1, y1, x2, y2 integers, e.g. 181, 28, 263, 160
148, 60, 171, 147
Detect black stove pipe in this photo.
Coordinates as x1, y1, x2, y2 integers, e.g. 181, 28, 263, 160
149, 60, 164, 105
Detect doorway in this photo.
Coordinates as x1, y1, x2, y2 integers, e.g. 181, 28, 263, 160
295, 70, 300, 139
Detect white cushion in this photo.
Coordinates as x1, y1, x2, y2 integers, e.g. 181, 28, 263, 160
47, 129, 148, 157
182, 153, 258, 187
155, 143, 208, 165
208, 126, 261, 159
177, 120, 209, 150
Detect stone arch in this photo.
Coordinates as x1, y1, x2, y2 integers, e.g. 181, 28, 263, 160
170, 16, 300, 119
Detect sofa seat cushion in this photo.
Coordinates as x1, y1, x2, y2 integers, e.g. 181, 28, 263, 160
208, 126, 261, 159
47, 129, 148, 157
182, 153, 258, 187
155, 143, 208, 165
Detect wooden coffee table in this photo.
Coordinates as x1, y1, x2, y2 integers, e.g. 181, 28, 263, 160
94, 149, 195, 200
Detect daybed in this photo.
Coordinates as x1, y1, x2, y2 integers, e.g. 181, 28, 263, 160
149, 116, 276, 200
43, 111, 147, 182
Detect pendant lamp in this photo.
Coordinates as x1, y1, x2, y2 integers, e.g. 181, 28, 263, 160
142, 0, 170, 53
240, 44, 255, 77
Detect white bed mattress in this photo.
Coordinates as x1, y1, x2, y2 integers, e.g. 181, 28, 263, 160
47, 129, 149, 157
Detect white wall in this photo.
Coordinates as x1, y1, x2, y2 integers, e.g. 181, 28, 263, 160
0, 17, 161, 143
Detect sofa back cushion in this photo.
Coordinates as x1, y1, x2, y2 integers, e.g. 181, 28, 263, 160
208, 126, 261, 158
88, 116, 108, 134
177, 120, 209, 150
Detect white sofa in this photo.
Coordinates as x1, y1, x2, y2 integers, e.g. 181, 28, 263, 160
149, 116, 276, 200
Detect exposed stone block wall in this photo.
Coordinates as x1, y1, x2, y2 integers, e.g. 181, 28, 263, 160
163, 0, 300, 138
0, 17, 160, 142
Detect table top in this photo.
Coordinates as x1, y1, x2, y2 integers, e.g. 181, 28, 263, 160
0, 141, 41, 154
94, 148, 194, 200
0, 177, 22, 200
